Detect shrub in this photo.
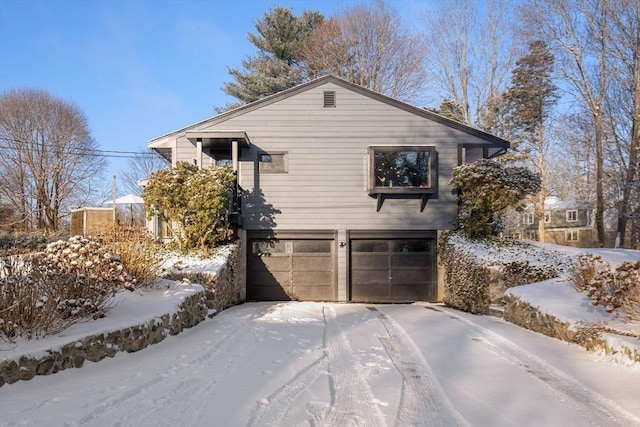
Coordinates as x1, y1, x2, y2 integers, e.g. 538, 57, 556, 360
571, 254, 640, 320
439, 233, 491, 314
0, 232, 50, 254
0, 237, 135, 342
142, 162, 236, 255
451, 159, 541, 238
502, 261, 559, 288
95, 225, 164, 288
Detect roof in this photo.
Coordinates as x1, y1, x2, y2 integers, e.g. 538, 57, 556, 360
148, 75, 510, 149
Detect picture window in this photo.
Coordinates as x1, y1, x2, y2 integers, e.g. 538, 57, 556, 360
368, 146, 436, 194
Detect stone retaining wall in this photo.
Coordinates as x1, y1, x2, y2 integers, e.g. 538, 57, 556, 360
165, 243, 243, 312
0, 291, 208, 387
503, 294, 640, 363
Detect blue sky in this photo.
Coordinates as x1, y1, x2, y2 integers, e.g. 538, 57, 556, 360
0, 0, 430, 195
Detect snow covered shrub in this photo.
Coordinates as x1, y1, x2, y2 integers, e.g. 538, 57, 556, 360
0, 237, 134, 341
439, 233, 491, 314
451, 159, 541, 238
0, 232, 50, 254
142, 162, 237, 255
502, 261, 559, 288
96, 225, 163, 288
571, 254, 640, 320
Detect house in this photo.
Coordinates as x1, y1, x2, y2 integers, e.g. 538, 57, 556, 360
147, 75, 509, 303
508, 196, 597, 247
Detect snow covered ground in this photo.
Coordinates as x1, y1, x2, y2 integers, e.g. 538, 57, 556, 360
1, 242, 639, 426
1, 302, 639, 426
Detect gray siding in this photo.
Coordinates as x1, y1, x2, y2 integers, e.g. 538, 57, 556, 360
165, 81, 501, 232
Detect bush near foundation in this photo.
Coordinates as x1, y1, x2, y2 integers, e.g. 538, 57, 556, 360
0, 237, 136, 342
440, 232, 568, 314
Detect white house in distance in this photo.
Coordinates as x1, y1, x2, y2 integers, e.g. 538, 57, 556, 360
146, 75, 509, 303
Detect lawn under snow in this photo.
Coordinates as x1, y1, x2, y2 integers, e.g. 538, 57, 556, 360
0, 240, 639, 426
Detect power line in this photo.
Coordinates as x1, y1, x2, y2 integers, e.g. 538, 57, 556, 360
0, 141, 161, 160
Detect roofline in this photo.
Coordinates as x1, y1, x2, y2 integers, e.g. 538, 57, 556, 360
148, 75, 510, 148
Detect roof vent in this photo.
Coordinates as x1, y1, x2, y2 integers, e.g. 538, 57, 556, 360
323, 91, 336, 108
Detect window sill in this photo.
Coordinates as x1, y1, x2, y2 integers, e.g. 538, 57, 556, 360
368, 187, 435, 195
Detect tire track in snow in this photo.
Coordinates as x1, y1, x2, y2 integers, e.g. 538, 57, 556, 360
375, 312, 469, 427
437, 306, 640, 427
246, 356, 325, 426
322, 305, 387, 427
247, 305, 388, 427
69, 304, 273, 427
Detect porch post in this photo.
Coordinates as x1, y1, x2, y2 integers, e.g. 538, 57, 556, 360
232, 140, 239, 172
196, 138, 203, 168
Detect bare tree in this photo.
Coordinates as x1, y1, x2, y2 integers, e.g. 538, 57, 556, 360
521, 0, 639, 247
520, 0, 614, 245
545, 114, 597, 203
0, 89, 106, 233
422, 0, 516, 126
119, 147, 168, 197
604, 0, 639, 247
299, 0, 428, 103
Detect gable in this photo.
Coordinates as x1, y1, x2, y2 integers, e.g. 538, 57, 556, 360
149, 75, 510, 150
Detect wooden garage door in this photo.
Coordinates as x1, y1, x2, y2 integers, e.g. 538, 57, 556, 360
350, 239, 436, 303
247, 239, 336, 301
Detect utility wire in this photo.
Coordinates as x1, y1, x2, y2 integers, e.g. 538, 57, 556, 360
0, 141, 161, 160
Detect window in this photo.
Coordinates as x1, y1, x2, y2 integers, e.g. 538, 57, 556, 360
522, 213, 535, 224
566, 210, 578, 222
323, 91, 336, 107
566, 229, 579, 242
544, 212, 551, 223
214, 154, 232, 167
368, 146, 436, 194
259, 152, 288, 173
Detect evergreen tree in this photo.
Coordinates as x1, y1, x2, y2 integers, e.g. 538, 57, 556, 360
219, 7, 323, 111
499, 40, 558, 242
427, 99, 466, 123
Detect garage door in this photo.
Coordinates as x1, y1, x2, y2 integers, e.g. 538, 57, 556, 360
350, 238, 436, 303
247, 238, 336, 301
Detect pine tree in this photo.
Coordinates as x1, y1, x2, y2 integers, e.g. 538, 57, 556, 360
500, 40, 558, 242
219, 7, 323, 111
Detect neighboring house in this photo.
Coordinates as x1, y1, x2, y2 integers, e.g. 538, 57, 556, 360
508, 196, 596, 247
147, 75, 509, 303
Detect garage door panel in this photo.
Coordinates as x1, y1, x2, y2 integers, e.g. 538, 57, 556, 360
352, 270, 388, 286
293, 285, 334, 301
391, 255, 432, 269
292, 271, 333, 285
351, 254, 388, 270
249, 286, 291, 301
250, 256, 291, 272
390, 283, 429, 299
391, 269, 431, 282
292, 255, 332, 271
351, 284, 389, 302
248, 271, 291, 286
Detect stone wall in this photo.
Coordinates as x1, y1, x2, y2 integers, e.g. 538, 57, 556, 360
0, 291, 207, 387
0, 242, 244, 387
503, 294, 640, 363
165, 243, 243, 312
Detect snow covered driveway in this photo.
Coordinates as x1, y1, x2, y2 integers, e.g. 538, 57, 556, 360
1, 302, 639, 427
